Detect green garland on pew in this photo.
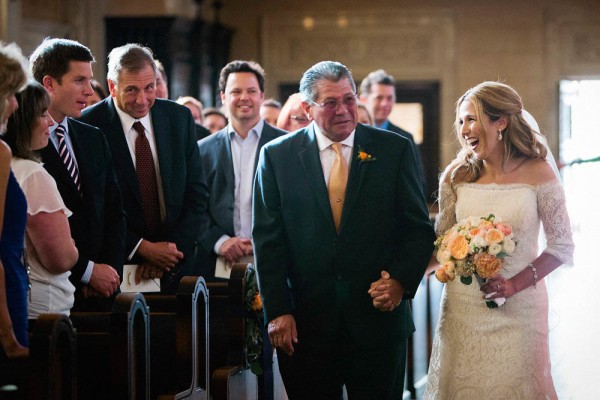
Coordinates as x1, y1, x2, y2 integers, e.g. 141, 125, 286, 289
245, 264, 264, 375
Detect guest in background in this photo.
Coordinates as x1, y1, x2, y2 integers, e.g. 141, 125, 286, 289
155, 59, 169, 99
176, 95, 211, 140
357, 102, 373, 125
202, 107, 227, 134
80, 43, 206, 292
30, 38, 125, 311
86, 79, 108, 108
0, 42, 29, 359
260, 98, 282, 126
5, 81, 78, 320
276, 92, 311, 132
360, 69, 427, 197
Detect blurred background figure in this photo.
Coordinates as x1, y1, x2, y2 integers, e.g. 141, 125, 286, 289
177, 95, 211, 140
155, 59, 169, 99
176, 95, 203, 124
260, 98, 282, 126
276, 92, 311, 132
202, 107, 228, 134
5, 81, 78, 320
0, 41, 30, 359
86, 79, 108, 108
357, 102, 373, 125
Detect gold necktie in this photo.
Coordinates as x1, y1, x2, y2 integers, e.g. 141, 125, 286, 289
328, 142, 348, 233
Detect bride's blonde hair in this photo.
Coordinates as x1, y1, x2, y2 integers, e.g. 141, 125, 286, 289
445, 81, 547, 184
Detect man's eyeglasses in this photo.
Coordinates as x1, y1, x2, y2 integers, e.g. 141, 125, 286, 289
290, 115, 310, 124
311, 94, 358, 110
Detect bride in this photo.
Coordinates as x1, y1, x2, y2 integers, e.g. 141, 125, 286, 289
424, 81, 574, 399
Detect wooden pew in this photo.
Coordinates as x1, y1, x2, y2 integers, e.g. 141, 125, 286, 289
0, 314, 76, 400
144, 275, 209, 400
69, 292, 150, 400
207, 264, 258, 400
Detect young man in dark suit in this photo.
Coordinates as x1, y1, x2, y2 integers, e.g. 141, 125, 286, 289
79, 44, 206, 293
360, 69, 428, 197
253, 61, 435, 399
30, 38, 125, 311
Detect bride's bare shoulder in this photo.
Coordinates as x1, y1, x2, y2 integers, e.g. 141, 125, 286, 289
519, 158, 557, 185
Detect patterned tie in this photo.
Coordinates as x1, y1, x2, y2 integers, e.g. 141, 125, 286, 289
328, 143, 348, 233
133, 121, 161, 238
54, 124, 81, 192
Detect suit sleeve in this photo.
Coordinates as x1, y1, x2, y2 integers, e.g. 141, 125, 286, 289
252, 145, 294, 323
163, 112, 209, 269
98, 135, 126, 273
389, 140, 435, 299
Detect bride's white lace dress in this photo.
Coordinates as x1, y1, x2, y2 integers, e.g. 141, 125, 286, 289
424, 181, 574, 400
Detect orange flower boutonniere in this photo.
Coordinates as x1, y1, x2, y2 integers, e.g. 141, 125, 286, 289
357, 146, 376, 163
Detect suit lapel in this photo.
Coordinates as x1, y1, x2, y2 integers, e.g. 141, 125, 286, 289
214, 129, 235, 195
254, 123, 276, 175
40, 135, 80, 198
339, 125, 371, 232
297, 126, 335, 230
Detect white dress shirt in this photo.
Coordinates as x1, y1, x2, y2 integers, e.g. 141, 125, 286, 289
313, 122, 355, 183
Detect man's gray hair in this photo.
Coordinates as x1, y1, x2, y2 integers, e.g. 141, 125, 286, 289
107, 44, 157, 84
299, 61, 356, 103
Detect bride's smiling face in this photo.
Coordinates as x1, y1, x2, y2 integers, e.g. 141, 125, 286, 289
457, 100, 505, 160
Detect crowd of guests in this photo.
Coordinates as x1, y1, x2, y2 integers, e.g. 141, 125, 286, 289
0, 35, 574, 400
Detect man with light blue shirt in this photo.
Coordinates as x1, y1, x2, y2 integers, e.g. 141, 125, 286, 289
197, 60, 285, 282
197, 60, 285, 400
31, 38, 125, 311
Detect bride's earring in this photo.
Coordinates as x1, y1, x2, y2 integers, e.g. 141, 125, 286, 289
498, 130, 503, 141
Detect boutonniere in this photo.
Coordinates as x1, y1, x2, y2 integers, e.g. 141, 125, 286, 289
356, 146, 376, 163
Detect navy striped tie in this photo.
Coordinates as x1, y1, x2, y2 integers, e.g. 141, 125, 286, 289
54, 124, 81, 191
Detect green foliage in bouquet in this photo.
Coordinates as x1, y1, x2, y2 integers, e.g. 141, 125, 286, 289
244, 264, 264, 375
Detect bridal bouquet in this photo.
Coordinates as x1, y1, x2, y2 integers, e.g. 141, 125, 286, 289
434, 214, 516, 308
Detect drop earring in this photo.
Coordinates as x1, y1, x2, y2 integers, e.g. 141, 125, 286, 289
498, 130, 503, 141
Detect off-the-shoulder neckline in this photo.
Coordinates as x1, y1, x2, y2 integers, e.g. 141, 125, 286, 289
452, 180, 561, 190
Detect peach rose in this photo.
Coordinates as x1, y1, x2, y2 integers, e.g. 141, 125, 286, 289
474, 253, 502, 278
449, 235, 469, 260
251, 293, 263, 311
485, 228, 504, 245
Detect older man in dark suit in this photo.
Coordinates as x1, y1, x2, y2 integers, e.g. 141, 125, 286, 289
253, 61, 435, 399
80, 44, 206, 293
30, 38, 125, 311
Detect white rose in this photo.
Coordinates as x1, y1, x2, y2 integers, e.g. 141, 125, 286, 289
471, 235, 487, 248
488, 243, 502, 255
502, 238, 516, 254
437, 249, 452, 263
467, 216, 481, 227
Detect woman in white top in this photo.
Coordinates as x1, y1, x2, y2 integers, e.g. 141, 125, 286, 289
4, 81, 78, 318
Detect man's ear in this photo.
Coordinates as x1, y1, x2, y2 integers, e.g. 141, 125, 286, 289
300, 100, 312, 119
42, 75, 55, 92
108, 80, 117, 97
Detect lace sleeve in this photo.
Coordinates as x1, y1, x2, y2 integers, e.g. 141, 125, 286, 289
537, 181, 574, 266
435, 182, 457, 236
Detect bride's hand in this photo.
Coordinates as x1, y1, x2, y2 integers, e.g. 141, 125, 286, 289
481, 276, 516, 299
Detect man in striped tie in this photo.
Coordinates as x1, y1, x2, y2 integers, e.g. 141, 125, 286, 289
30, 38, 126, 311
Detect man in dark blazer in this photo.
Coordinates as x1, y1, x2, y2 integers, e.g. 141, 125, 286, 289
360, 69, 428, 197
79, 44, 206, 293
197, 60, 286, 281
30, 38, 125, 311
197, 60, 285, 400
253, 61, 435, 399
